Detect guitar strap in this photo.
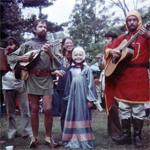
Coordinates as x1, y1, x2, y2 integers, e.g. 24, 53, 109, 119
123, 33, 129, 40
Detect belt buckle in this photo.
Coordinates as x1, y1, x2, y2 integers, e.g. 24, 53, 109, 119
36, 70, 41, 76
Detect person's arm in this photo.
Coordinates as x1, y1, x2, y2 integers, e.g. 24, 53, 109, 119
52, 70, 66, 76
8, 45, 26, 69
44, 42, 62, 70
104, 36, 123, 61
86, 66, 98, 102
42, 41, 53, 59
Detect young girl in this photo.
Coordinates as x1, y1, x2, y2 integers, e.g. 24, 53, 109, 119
61, 47, 97, 149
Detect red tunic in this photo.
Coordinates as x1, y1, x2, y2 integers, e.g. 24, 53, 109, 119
104, 33, 150, 114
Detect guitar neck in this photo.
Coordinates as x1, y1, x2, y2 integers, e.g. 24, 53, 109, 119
122, 31, 140, 50
31, 39, 60, 57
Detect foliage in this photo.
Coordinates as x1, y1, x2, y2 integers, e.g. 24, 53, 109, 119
0, 0, 24, 46
68, 0, 150, 65
22, 0, 54, 7
139, 6, 150, 26
68, 0, 117, 65
21, 0, 56, 19
0, 0, 63, 47
23, 14, 63, 34
104, 0, 149, 19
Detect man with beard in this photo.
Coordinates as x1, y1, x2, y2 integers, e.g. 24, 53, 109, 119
2, 37, 32, 140
9, 20, 61, 148
104, 11, 150, 148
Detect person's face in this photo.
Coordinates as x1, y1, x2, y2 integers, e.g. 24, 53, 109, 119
126, 15, 138, 32
63, 39, 73, 52
33, 22, 47, 39
6, 42, 18, 54
105, 37, 113, 46
73, 50, 84, 63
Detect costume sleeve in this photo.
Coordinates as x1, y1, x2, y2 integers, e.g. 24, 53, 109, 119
86, 67, 98, 102
50, 44, 62, 70
8, 44, 27, 69
104, 35, 125, 59
63, 70, 72, 101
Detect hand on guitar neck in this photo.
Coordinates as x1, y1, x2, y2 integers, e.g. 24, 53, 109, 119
138, 26, 150, 39
42, 41, 53, 59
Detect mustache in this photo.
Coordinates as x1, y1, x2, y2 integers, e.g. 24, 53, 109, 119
129, 25, 135, 27
41, 31, 46, 34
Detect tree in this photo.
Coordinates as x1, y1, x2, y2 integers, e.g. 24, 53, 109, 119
104, 0, 149, 19
68, 0, 150, 65
0, 0, 24, 46
21, 0, 63, 36
21, 0, 55, 19
68, 0, 115, 64
0, 0, 63, 47
22, 13, 63, 36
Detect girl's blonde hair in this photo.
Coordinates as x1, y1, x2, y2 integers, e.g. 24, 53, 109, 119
72, 46, 85, 61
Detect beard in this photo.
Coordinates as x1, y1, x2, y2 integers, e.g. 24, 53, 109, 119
37, 31, 46, 39
128, 25, 138, 32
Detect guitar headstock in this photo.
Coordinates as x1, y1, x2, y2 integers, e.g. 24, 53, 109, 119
50, 40, 60, 47
144, 21, 150, 29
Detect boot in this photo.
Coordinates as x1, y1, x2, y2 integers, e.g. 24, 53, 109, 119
112, 118, 132, 145
133, 118, 144, 148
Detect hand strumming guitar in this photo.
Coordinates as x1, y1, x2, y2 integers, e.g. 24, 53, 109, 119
42, 41, 53, 59
18, 51, 34, 62
109, 49, 121, 63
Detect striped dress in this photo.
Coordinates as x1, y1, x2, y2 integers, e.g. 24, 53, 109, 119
61, 65, 97, 149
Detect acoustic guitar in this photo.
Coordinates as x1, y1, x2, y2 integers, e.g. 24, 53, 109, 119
15, 40, 60, 79
105, 21, 150, 79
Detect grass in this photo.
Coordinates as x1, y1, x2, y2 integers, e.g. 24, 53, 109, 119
0, 109, 150, 150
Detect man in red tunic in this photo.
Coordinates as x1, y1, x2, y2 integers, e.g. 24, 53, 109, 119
104, 10, 150, 148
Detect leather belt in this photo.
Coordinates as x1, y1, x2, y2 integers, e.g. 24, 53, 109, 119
29, 70, 51, 76
126, 62, 148, 68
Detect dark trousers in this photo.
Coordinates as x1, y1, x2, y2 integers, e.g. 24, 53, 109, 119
57, 90, 68, 132
108, 99, 122, 137
52, 88, 61, 116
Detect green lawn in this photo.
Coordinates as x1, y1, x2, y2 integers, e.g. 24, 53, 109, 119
0, 109, 150, 150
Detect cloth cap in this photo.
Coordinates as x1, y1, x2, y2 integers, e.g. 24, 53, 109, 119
126, 10, 142, 31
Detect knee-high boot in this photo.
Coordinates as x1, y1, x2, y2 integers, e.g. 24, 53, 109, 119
133, 118, 144, 148
112, 118, 132, 145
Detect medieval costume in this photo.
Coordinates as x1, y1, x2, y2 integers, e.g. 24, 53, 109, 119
104, 10, 150, 147
9, 38, 61, 95
61, 47, 97, 149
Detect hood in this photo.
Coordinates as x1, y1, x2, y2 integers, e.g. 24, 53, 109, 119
126, 10, 142, 31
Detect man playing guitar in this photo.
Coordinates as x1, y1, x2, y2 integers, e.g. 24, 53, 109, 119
9, 20, 61, 148
104, 10, 150, 148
